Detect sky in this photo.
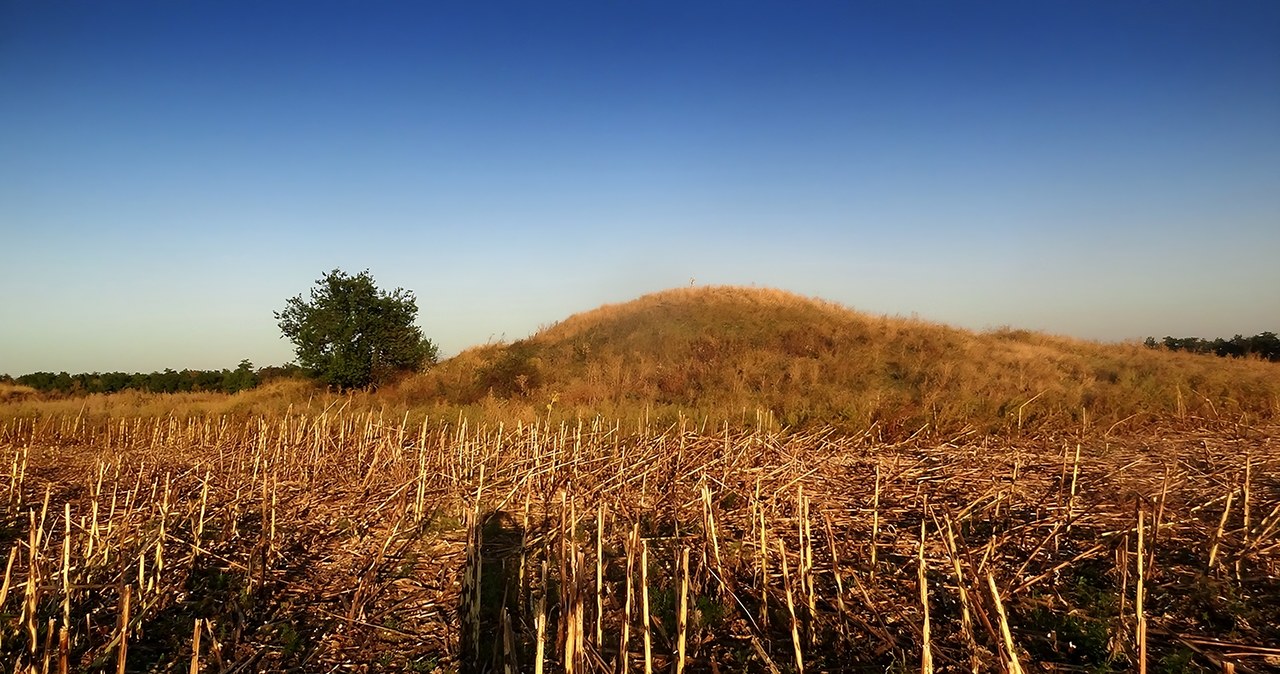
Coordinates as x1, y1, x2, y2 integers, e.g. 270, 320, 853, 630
2, 1, 1278, 375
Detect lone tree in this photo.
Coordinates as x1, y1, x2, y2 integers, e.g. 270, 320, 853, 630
276, 269, 438, 388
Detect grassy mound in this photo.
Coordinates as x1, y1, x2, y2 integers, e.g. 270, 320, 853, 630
404, 286, 1280, 436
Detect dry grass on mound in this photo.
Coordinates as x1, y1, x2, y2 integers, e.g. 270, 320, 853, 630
5, 286, 1277, 443
406, 286, 1280, 438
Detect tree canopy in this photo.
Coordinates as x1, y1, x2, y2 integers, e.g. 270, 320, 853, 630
9, 360, 266, 395
1145, 331, 1280, 362
275, 269, 438, 388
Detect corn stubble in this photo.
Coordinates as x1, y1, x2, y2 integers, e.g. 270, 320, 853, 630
0, 413, 1278, 672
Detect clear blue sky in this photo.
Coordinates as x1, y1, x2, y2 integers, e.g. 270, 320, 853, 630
2, 1, 1278, 375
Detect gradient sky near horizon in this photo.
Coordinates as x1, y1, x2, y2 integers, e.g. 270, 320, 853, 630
2, 1, 1278, 375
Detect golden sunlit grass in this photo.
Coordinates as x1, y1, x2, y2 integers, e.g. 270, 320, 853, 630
0, 412, 1277, 672
0, 383, 40, 404
405, 286, 1280, 438
7, 286, 1277, 441
0, 380, 316, 420
2, 286, 1278, 672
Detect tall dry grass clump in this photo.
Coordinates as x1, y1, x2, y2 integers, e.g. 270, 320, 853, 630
0, 383, 41, 404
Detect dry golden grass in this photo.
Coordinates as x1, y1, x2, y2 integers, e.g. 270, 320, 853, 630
0, 412, 1276, 672
0, 383, 40, 404
0, 379, 318, 421
7, 286, 1277, 444
3, 286, 1277, 671
407, 286, 1280, 439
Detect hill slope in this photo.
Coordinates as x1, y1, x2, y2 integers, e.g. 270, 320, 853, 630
406, 286, 1280, 435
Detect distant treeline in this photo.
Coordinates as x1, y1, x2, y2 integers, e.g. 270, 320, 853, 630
0, 361, 307, 395
1144, 332, 1280, 362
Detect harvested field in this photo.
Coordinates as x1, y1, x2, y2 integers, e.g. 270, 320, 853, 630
1, 413, 1277, 672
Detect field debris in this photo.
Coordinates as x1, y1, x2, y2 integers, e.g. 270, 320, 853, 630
1, 413, 1277, 672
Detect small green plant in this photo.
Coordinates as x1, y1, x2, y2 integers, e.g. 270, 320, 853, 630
694, 594, 728, 629
396, 551, 419, 578
1015, 591, 1118, 670
277, 620, 304, 657
1157, 647, 1197, 673
409, 656, 439, 672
